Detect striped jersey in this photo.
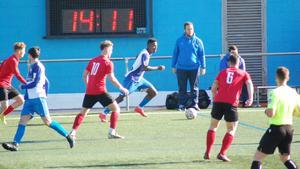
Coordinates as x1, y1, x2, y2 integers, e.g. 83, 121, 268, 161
21, 61, 48, 99
125, 49, 150, 82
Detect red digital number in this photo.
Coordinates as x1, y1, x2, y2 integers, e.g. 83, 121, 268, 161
128, 9, 134, 31
72, 10, 95, 32
112, 9, 118, 31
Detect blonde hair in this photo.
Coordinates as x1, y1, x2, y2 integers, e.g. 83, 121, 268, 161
14, 42, 26, 51
100, 40, 113, 51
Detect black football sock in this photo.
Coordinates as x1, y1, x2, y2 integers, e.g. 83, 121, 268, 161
284, 160, 298, 169
251, 161, 262, 169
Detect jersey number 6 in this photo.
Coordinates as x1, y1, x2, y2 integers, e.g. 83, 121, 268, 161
226, 72, 234, 84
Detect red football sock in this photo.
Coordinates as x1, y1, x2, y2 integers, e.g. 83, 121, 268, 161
110, 112, 119, 129
3, 105, 14, 116
205, 130, 216, 155
72, 114, 85, 131
220, 132, 234, 155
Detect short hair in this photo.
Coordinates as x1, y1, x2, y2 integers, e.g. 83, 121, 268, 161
14, 42, 26, 51
147, 38, 157, 45
28, 47, 40, 59
228, 45, 238, 52
228, 54, 238, 65
184, 22, 193, 29
276, 67, 289, 82
100, 40, 113, 51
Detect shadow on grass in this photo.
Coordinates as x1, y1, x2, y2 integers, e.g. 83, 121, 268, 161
46, 160, 206, 168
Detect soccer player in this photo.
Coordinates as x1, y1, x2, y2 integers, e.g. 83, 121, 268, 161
99, 38, 165, 121
251, 67, 298, 169
0, 42, 27, 125
204, 55, 254, 162
220, 45, 248, 107
70, 40, 129, 140
2, 47, 74, 151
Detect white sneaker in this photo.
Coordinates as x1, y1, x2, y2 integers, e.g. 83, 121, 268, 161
108, 132, 124, 139
69, 130, 77, 142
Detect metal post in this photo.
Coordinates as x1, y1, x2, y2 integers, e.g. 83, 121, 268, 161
255, 87, 260, 107
124, 58, 130, 112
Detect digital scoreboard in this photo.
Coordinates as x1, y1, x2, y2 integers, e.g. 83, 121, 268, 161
46, 0, 152, 38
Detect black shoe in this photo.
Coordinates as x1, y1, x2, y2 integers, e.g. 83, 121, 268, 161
2, 142, 18, 151
66, 135, 74, 148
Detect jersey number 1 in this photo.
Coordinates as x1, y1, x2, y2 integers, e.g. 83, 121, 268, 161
91, 62, 100, 75
226, 72, 234, 84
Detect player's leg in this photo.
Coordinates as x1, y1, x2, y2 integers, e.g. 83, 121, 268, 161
2, 87, 24, 116
100, 94, 125, 122
2, 100, 32, 151
176, 69, 188, 110
251, 125, 281, 168
99, 93, 124, 139
134, 78, 157, 117
0, 88, 24, 124
100, 78, 134, 121
217, 104, 238, 162
187, 69, 200, 110
251, 151, 268, 169
204, 103, 223, 160
70, 94, 95, 138
0, 100, 9, 124
35, 98, 74, 148
278, 126, 298, 169
217, 121, 238, 162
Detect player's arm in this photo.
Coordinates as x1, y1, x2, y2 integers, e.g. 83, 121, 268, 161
245, 79, 254, 106
12, 60, 26, 84
172, 40, 179, 73
197, 39, 206, 75
265, 91, 277, 117
143, 65, 165, 71
107, 73, 128, 95
211, 80, 219, 99
20, 65, 41, 89
83, 70, 89, 86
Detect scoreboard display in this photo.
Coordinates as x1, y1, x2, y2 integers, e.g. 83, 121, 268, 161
46, 0, 152, 38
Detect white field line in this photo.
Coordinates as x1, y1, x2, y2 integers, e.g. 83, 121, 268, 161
5, 109, 263, 121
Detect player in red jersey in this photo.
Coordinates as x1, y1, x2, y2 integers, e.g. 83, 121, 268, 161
0, 42, 27, 125
204, 55, 254, 162
70, 40, 128, 142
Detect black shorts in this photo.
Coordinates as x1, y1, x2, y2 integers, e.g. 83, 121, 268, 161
82, 93, 114, 108
0, 87, 20, 101
211, 102, 238, 122
257, 125, 294, 155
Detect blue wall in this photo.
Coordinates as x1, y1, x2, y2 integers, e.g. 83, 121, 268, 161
1, 0, 299, 94
0, 0, 222, 93
266, 0, 300, 86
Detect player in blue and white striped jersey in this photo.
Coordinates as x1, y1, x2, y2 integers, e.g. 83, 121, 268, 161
2, 47, 74, 151
100, 38, 165, 121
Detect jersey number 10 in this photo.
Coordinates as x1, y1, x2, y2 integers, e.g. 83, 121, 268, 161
226, 72, 234, 84
91, 62, 100, 75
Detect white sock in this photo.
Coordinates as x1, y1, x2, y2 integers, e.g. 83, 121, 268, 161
109, 128, 116, 135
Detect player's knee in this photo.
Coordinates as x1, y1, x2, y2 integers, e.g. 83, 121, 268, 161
17, 96, 25, 105
147, 88, 157, 98
44, 119, 52, 127
280, 154, 290, 163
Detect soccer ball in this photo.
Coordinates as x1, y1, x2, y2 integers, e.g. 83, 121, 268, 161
293, 95, 300, 117
185, 108, 198, 120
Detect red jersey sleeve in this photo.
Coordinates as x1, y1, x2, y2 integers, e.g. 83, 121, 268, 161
215, 71, 222, 81
244, 72, 251, 82
86, 60, 93, 72
106, 61, 114, 74
12, 59, 26, 84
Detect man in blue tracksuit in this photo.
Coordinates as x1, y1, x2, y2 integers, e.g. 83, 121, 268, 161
219, 45, 248, 105
172, 22, 206, 110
